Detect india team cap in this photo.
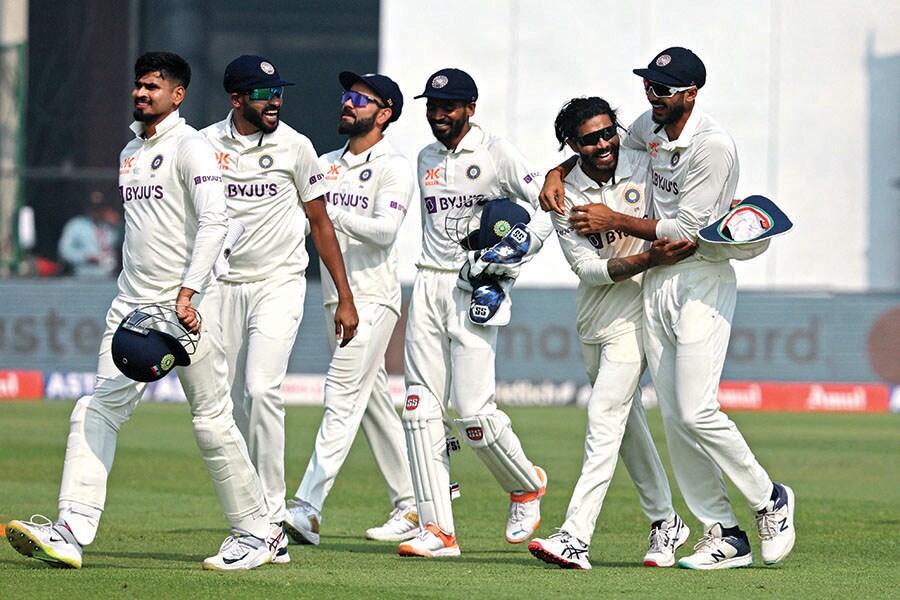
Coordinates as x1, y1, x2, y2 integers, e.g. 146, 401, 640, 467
699, 195, 793, 244
633, 47, 706, 89
223, 55, 295, 93
339, 71, 404, 122
464, 197, 531, 250
414, 68, 478, 102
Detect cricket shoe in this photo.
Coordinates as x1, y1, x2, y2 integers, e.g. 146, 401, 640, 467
284, 498, 320, 545
643, 513, 691, 567
528, 530, 591, 570
267, 523, 290, 564
506, 466, 547, 543
397, 523, 460, 557
202, 530, 272, 571
366, 502, 419, 542
677, 523, 753, 570
6, 515, 83, 569
755, 482, 796, 564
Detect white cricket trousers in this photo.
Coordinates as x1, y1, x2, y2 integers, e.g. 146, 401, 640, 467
57, 284, 269, 545
294, 301, 414, 512
220, 273, 305, 525
642, 260, 774, 528
561, 333, 675, 545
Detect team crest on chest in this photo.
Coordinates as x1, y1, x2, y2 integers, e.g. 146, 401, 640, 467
150, 154, 164, 170
465, 164, 481, 180
670, 151, 680, 167
259, 154, 274, 169
624, 187, 642, 204
359, 168, 372, 182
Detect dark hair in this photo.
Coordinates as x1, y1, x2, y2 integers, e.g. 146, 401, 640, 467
134, 52, 191, 88
553, 97, 618, 150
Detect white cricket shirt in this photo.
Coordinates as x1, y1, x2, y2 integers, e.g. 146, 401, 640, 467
318, 137, 413, 315
202, 112, 328, 282
117, 110, 226, 301
415, 122, 552, 271
624, 109, 766, 261
554, 148, 652, 344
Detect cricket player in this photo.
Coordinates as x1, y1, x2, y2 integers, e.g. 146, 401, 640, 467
540, 48, 796, 570
283, 71, 418, 545
528, 97, 694, 570
202, 55, 358, 565
398, 68, 553, 558
6, 52, 273, 571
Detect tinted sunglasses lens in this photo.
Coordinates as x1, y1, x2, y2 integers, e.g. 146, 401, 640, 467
644, 80, 676, 98
577, 125, 617, 146
248, 87, 283, 101
341, 90, 369, 107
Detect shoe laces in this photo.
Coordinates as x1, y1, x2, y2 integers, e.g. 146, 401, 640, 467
27, 514, 54, 528
692, 530, 720, 553
754, 510, 780, 540
647, 525, 671, 553
548, 529, 574, 543
508, 500, 528, 524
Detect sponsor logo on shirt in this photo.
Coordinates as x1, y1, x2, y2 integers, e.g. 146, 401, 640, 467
390, 200, 407, 214
424, 194, 484, 215
648, 142, 660, 158
324, 191, 369, 209
193, 174, 223, 185
259, 154, 274, 169
226, 182, 277, 198
309, 173, 324, 185
523, 171, 541, 184
215, 152, 231, 171
326, 164, 341, 180
119, 185, 164, 202
424, 167, 441, 187
651, 171, 679, 195
120, 156, 136, 174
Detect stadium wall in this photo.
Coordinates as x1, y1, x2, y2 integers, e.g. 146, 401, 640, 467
0, 280, 897, 412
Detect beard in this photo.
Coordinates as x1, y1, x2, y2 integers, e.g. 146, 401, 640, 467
581, 143, 619, 177
428, 117, 466, 146
338, 111, 377, 136
133, 105, 155, 122
242, 104, 279, 134
651, 97, 687, 125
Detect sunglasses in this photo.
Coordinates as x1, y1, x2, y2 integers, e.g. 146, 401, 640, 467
245, 87, 284, 101
643, 79, 693, 98
341, 90, 385, 108
572, 124, 619, 147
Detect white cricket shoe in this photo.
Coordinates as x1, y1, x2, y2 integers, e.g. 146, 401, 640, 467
506, 465, 547, 544
6, 515, 83, 569
202, 530, 272, 571
677, 523, 753, 570
755, 482, 796, 564
284, 499, 321, 545
643, 513, 691, 567
528, 530, 591, 570
397, 523, 460, 557
365, 502, 419, 542
267, 523, 290, 564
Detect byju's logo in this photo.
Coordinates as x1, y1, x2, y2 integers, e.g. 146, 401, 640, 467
424, 196, 437, 214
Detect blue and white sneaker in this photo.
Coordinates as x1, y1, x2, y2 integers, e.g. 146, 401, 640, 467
528, 530, 591, 570
643, 513, 691, 567
267, 523, 290, 564
202, 530, 272, 571
677, 523, 753, 570
756, 483, 796, 564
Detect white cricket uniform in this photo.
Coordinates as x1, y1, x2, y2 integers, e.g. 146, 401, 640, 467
57, 111, 268, 545
202, 113, 328, 524
404, 123, 547, 535
551, 149, 674, 544
624, 109, 774, 527
290, 138, 415, 513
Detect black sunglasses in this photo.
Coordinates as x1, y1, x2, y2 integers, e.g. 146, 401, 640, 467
572, 124, 618, 147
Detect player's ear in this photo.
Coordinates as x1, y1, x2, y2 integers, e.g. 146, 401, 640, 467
466, 102, 476, 117
172, 85, 186, 107
377, 106, 392, 127
230, 93, 242, 109
566, 138, 579, 153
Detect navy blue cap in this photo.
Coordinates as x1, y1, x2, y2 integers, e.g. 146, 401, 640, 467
339, 71, 404, 122
223, 55, 295, 93
463, 198, 530, 250
699, 195, 793, 244
633, 47, 706, 88
111, 306, 197, 382
414, 68, 478, 102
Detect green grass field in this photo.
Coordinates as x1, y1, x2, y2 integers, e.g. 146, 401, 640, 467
1, 402, 897, 599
